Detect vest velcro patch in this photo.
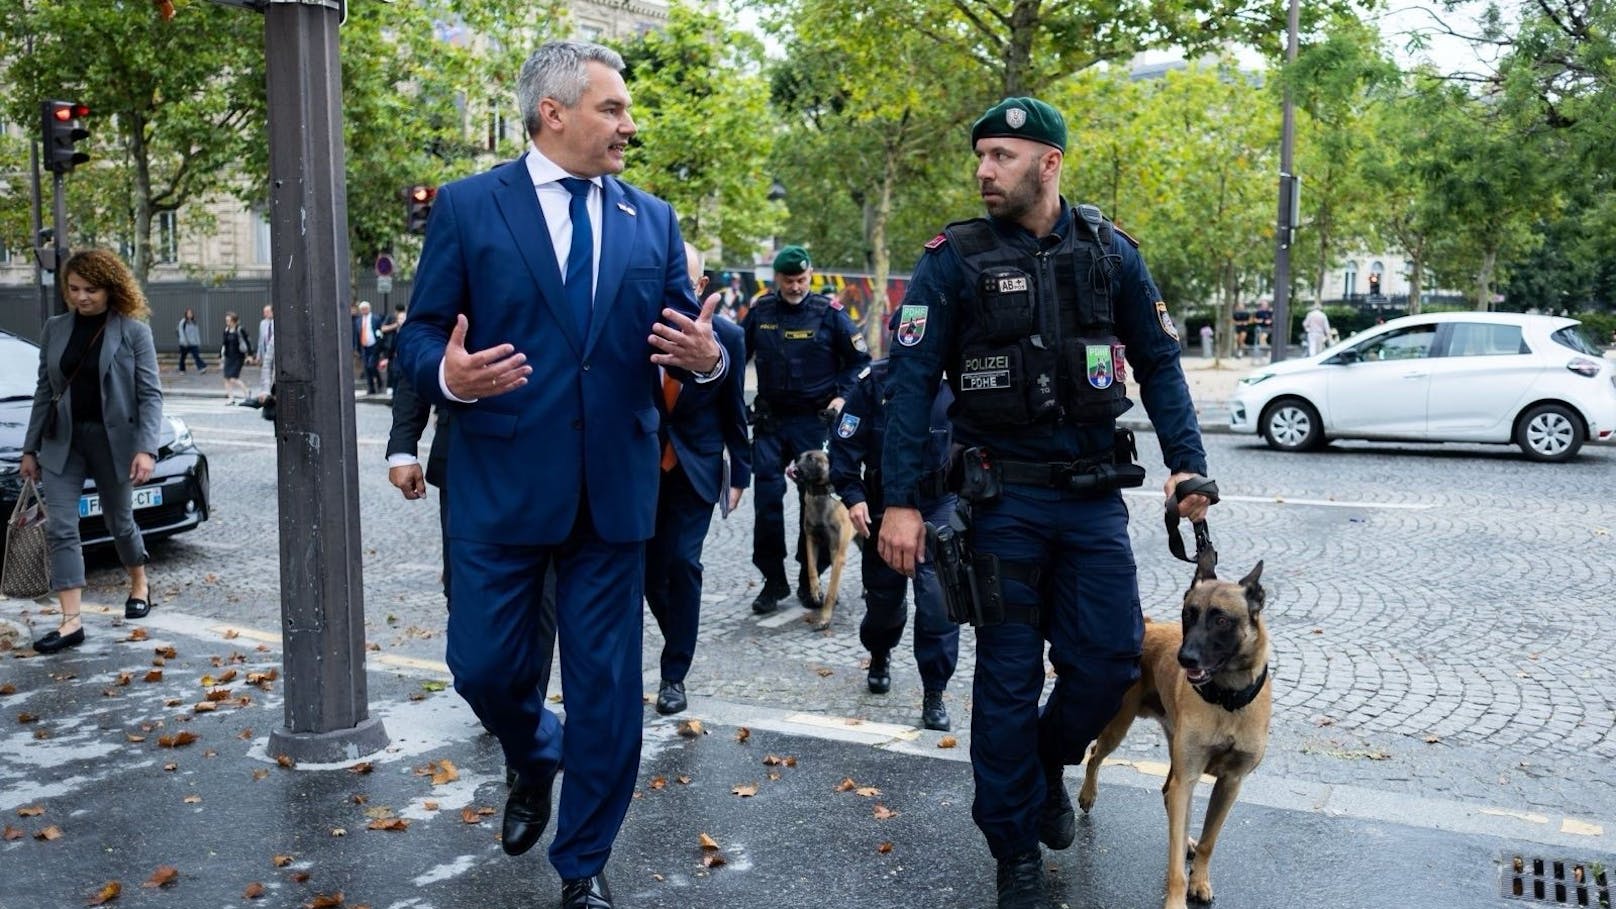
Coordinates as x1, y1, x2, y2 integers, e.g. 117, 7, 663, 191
896, 305, 928, 347
924, 233, 948, 250
783, 329, 816, 340
1086, 344, 1114, 389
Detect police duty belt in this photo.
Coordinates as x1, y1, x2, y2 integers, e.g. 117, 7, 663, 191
1165, 476, 1221, 575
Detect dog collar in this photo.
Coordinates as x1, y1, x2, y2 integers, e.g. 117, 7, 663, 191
1191, 663, 1268, 712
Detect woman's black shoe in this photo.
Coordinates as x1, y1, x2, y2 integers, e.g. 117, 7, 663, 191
33, 627, 85, 654
125, 596, 154, 619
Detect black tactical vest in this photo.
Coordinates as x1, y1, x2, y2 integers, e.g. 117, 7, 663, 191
945, 205, 1130, 433
752, 292, 839, 405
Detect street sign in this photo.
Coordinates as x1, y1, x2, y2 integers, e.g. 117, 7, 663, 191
376, 276, 393, 294
375, 254, 394, 277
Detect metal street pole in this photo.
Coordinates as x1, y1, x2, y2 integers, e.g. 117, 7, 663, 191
1270, 0, 1301, 364
30, 138, 51, 330
257, 0, 388, 762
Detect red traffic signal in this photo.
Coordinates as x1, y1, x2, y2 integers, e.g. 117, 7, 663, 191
408, 185, 436, 204
42, 100, 91, 174
404, 184, 436, 235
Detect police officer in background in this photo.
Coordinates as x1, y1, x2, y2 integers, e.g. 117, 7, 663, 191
744, 245, 871, 614
828, 327, 958, 731
877, 98, 1214, 909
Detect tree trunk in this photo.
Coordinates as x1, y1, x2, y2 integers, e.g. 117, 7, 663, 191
1474, 248, 1497, 311
1406, 251, 1423, 315
1002, 0, 1041, 96
127, 111, 154, 285
866, 146, 899, 360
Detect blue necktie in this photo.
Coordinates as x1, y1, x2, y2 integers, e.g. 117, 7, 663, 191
560, 177, 594, 336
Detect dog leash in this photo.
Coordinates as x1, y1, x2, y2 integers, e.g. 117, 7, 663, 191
1165, 476, 1220, 575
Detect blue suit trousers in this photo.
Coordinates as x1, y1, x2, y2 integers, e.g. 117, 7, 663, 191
751, 413, 830, 585
860, 495, 961, 692
445, 502, 644, 880
645, 463, 715, 683
966, 485, 1143, 859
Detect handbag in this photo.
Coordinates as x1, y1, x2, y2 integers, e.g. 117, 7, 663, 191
2, 478, 51, 599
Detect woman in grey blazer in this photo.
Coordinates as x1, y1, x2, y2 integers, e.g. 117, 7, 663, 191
20, 249, 164, 655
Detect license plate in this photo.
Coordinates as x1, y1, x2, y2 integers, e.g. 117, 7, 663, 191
80, 486, 164, 518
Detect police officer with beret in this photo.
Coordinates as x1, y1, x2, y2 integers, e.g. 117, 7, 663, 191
828, 322, 958, 730
744, 245, 871, 614
876, 98, 1214, 909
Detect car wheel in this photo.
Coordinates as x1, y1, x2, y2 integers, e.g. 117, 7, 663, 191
1515, 403, 1584, 462
1260, 398, 1324, 452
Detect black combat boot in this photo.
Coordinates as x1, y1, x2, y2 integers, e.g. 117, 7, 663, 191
995, 849, 1049, 909
921, 690, 950, 731
751, 578, 790, 614
1038, 761, 1076, 850
866, 651, 891, 694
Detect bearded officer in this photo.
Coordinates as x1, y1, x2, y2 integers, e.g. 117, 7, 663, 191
876, 98, 1214, 909
743, 245, 871, 614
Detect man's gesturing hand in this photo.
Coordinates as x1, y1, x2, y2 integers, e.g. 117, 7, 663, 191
650, 292, 723, 374
443, 314, 530, 401
877, 506, 926, 578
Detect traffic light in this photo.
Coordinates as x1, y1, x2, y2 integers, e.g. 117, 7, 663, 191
42, 100, 91, 174
405, 185, 436, 235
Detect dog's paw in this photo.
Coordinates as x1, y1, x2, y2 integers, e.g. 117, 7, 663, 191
1185, 836, 1199, 861
1077, 780, 1097, 813
1186, 877, 1213, 904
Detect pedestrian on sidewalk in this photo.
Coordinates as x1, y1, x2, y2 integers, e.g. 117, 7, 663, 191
252, 304, 275, 401
20, 249, 163, 655
828, 315, 958, 731
1303, 303, 1331, 357
875, 97, 1215, 909
378, 303, 407, 396
394, 40, 728, 909
644, 243, 752, 716
354, 301, 383, 395
175, 308, 206, 373
220, 311, 255, 404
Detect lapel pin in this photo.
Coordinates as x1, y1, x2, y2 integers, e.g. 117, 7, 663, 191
617, 201, 636, 216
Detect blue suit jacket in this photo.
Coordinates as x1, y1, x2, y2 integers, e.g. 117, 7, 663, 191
397, 155, 713, 545
662, 316, 751, 505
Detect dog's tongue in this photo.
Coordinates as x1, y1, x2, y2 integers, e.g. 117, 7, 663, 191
1185, 668, 1211, 685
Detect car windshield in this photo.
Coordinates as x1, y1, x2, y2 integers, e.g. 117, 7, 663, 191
1550, 325, 1604, 357
0, 335, 40, 398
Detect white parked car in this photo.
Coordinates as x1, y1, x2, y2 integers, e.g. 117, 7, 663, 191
1229, 312, 1616, 462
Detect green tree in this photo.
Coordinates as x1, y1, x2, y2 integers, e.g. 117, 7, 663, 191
616, 3, 782, 264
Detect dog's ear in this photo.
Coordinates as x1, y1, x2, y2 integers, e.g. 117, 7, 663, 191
1239, 560, 1265, 616
1187, 552, 1216, 595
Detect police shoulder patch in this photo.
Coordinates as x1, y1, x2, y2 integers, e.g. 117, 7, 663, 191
895, 304, 928, 347
852, 333, 868, 353
829, 297, 844, 310
857, 365, 872, 381
1154, 301, 1180, 342
924, 233, 948, 251
836, 412, 861, 439
1113, 224, 1141, 248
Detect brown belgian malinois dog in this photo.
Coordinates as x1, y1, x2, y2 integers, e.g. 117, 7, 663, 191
790, 449, 864, 631
1078, 560, 1271, 909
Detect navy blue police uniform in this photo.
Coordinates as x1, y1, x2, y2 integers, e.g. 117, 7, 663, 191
828, 359, 959, 728
880, 203, 1207, 862
743, 263, 870, 611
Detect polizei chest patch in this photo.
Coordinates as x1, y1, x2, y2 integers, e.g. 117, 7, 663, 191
960, 353, 1012, 391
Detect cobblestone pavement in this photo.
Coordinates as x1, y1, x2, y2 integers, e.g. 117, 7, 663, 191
47, 381, 1616, 829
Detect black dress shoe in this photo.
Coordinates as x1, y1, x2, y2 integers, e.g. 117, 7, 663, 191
655, 679, 687, 715
750, 579, 789, 615
1038, 763, 1076, 850
996, 849, 1049, 909
866, 652, 891, 694
125, 596, 154, 619
561, 872, 613, 909
32, 627, 85, 655
921, 690, 950, 731
501, 765, 557, 856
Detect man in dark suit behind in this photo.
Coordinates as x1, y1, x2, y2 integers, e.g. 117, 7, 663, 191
394, 40, 726, 909
645, 243, 752, 715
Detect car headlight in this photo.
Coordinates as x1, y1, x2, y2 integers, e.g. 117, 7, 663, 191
1238, 372, 1275, 387
167, 415, 194, 451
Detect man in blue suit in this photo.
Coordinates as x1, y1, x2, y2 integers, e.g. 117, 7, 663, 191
645, 243, 752, 715
395, 41, 726, 909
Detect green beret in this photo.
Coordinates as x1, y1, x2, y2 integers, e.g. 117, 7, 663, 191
970, 97, 1066, 152
773, 245, 812, 274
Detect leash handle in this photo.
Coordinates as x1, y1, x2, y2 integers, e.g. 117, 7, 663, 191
1165, 476, 1220, 569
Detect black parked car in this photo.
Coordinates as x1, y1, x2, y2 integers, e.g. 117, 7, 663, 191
0, 330, 210, 576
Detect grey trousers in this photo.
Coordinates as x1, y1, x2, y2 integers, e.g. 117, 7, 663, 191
41, 421, 149, 591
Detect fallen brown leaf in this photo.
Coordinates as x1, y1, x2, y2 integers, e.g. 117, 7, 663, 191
731, 783, 758, 798
126, 734, 145, 744
762, 754, 786, 766
698, 833, 720, 850
938, 736, 958, 749
422, 801, 439, 812
460, 808, 481, 824
205, 688, 233, 702
87, 881, 121, 905
17, 805, 44, 817
429, 759, 458, 786
305, 893, 343, 909
0, 683, 14, 695
155, 646, 177, 659
735, 727, 751, 743
142, 866, 179, 888
873, 804, 898, 820
476, 806, 495, 815
835, 778, 857, 792
17, 712, 38, 724
192, 702, 218, 713
223, 629, 240, 640
183, 795, 202, 804
784, 756, 798, 767
158, 731, 198, 748
291, 871, 311, 884
243, 881, 265, 899
815, 667, 833, 677
126, 628, 149, 642
367, 817, 409, 832
163, 763, 178, 772
676, 775, 692, 785
766, 771, 781, 782
276, 754, 296, 769
855, 786, 882, 798
877, 842, 894, 854
35, 825, 63, 840
251, 769, 269, 781
2, 825, 23, 840
272, 854, 294, 867
701, 852, 727, 868
330, 828, 347, 837
114, 673, 132, 687
348, 762, 374, 775
142, 670, 164, 683
649, 775, 667, 790
33, 728, 50, 740
677, 719, 705, 737
351, 795, 369, 805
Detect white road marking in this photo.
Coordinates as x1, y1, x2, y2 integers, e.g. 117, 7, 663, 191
1123, 490, 1435, 510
